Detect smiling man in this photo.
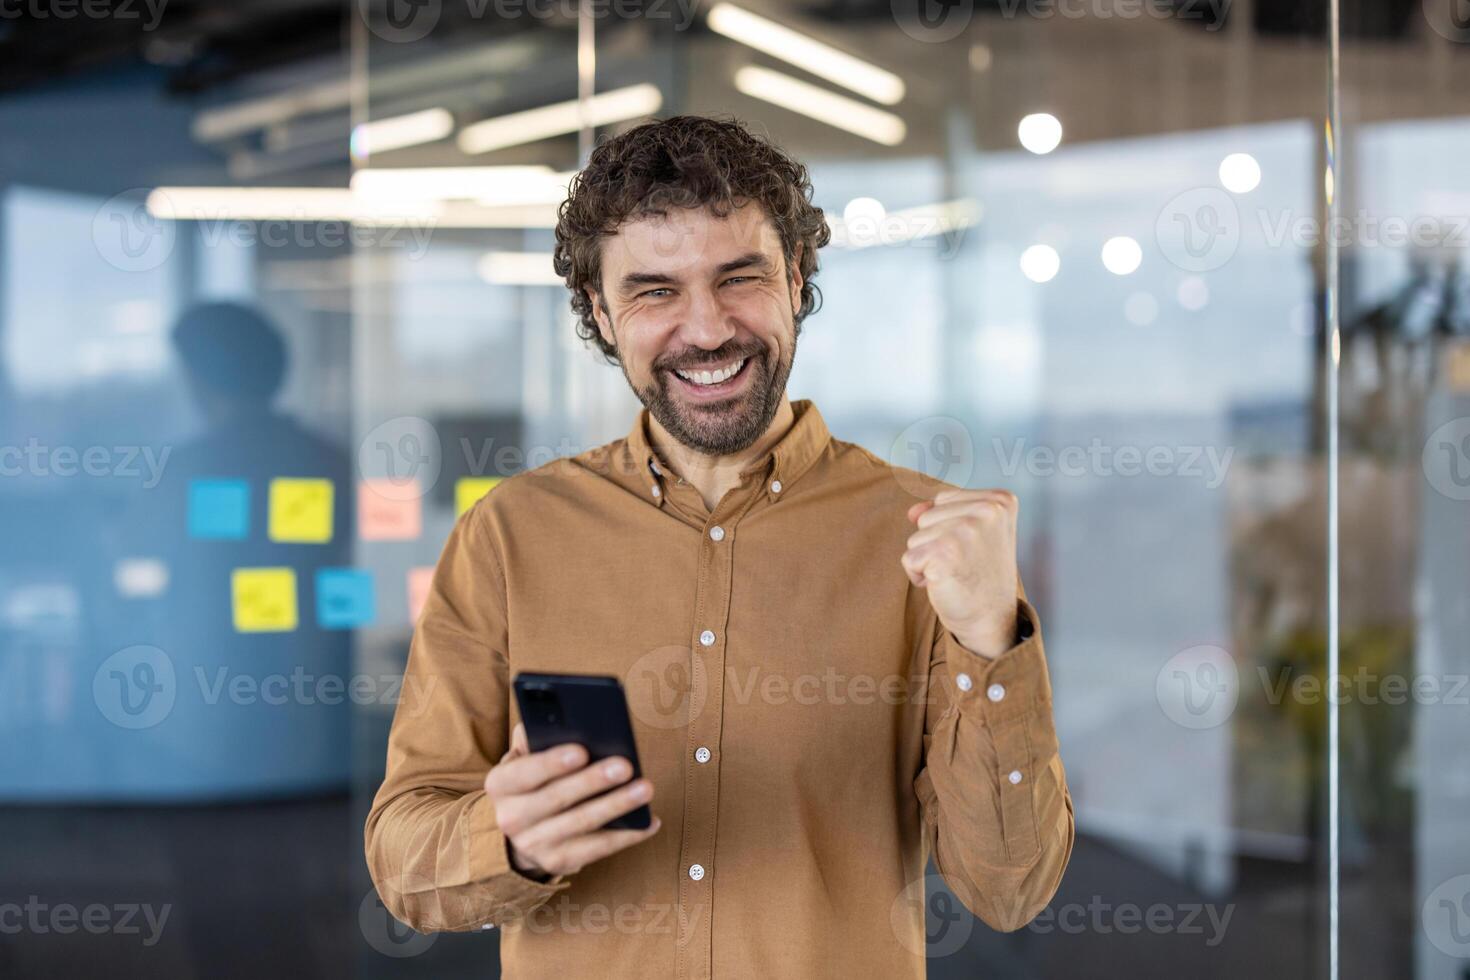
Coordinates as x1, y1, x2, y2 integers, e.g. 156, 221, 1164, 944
365, 115, 1074, 979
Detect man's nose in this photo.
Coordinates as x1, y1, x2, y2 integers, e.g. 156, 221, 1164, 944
676, 285, 735, 350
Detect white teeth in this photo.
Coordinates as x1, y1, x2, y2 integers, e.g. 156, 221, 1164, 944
675, 358, 746, 386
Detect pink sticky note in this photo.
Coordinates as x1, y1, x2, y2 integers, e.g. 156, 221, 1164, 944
359, 479, 423, 541
407, 567, 435, 625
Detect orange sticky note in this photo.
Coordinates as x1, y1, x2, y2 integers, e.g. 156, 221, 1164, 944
358, 479, 423, 541
407, 567, 435, 625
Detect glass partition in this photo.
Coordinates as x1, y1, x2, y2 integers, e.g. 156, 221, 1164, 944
3, 0, 1464, 977
348, 1, 1337, 977
1339, 4, 1470, 977
0, 53, 359, 975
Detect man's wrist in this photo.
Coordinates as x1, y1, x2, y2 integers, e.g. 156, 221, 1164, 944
953, 603, 1023, 659
506, 839, 553, 883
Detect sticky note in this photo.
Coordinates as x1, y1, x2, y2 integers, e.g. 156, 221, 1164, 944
358, 479, 422, 541
456, 477, 502, 517
316, 568, 376, 629
407, 567, 435, 624
188, 479, 249, 540
1449, 343, 1470, 394
232, 567, 298, 632
114, 558, 169, 599
269, 478, 334, 543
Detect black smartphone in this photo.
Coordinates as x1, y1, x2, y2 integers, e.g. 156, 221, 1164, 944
511, 672, 652, 831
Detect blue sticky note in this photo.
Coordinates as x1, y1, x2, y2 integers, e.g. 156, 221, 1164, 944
188, 479, 250, 540
315, 568, 376, 629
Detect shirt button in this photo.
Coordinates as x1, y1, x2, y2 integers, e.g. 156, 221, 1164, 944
699, 629, 716, 647
1008, 770, 1024, 785
987, 683, 1006, 702
955, 672, 973, 693
694, 746, 711, 764
688, 864, 706, 881
709, 525, 725, 542
651, 485, 661, 497
770, 479, 782, 494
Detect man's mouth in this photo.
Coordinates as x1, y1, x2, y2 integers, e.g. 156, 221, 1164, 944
667, 356, 753, 399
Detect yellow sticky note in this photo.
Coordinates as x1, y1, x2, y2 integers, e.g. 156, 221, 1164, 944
1448, 342, 1470, 394
269, 478, 334, 543
232, 567, 299, 632
456, 477, 502, 517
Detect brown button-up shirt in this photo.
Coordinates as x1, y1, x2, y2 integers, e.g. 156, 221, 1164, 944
365, 399, 1074, 979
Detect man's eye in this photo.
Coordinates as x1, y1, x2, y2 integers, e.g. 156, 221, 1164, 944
722, 277, 754, 286
640, 288, 673, 299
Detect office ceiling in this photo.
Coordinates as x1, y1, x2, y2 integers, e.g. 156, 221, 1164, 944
0, 0, 1460, 184
0, 0, 344, 92
0, 0, 1435, 96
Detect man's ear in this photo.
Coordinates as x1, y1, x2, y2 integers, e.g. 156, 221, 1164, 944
586, 286, 615, 349
787, 244, 805, 315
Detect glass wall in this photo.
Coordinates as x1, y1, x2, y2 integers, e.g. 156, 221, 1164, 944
0, 53, 360, 979
1339, 4, 1470, 978
1, 0, 1466, 977
348, 2, 1336, 976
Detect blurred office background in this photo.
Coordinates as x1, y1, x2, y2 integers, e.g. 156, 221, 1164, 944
1, 0, 1468, 977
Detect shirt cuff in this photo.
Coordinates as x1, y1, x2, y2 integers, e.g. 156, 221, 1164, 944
939, 598, 1051, 727
466, 791, 571, 902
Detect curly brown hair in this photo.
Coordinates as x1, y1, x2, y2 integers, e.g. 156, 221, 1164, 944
552, 115, 831, 364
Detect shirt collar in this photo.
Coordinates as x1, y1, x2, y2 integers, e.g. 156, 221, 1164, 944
625, 399, 831, 505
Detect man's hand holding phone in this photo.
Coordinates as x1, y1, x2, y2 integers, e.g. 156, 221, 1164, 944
484, 723, 662, 879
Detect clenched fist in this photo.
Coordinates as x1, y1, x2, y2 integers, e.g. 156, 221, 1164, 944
902, 488, 1021, 660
